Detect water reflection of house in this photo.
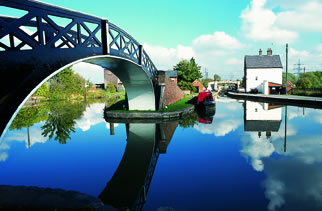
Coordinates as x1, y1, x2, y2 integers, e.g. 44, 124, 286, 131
244, 101, 282, 139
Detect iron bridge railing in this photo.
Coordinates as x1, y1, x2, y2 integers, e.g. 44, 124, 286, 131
0, 0, 158, 78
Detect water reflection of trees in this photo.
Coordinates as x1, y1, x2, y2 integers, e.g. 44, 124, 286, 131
41, 103, 85, 144
9, 106, 49, 130
178, 112, 198, 128
9, 102, 87, 144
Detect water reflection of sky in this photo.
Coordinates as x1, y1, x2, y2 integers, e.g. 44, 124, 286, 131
1, 100, 322, 210
0, 103, 124, 197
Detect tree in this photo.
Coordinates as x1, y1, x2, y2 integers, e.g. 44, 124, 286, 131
48, 67, 90, 100
296, 77, 312, 88
107, 82, 116, 93
34, 82, 49, 97
201, 78, 214, 89
282, 72, 298, 84
214, 74, 221, 81
174, 58, 202, 91
41, 102, 85, 144
299, 71, 322, 88
9, 106, 49, 130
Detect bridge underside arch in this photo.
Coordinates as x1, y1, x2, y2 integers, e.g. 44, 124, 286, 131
84, 56, 155, 111
0, 55, 156, 140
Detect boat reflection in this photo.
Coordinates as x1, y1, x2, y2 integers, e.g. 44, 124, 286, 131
196, 104, 216, 124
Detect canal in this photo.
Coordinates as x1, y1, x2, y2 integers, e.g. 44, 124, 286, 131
1, 97, 322, 211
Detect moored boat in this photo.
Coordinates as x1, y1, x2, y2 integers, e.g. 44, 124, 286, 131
196, 90, 215, 107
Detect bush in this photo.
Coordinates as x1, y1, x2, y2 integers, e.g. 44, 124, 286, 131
34, 82, 49, 97
107, 82, 116, 93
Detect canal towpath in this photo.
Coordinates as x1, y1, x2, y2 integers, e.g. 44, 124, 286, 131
228, 92, 322, 107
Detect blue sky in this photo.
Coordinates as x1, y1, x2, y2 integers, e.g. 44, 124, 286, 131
2, 0, 322, 82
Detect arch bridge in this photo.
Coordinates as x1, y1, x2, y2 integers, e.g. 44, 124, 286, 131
209, 80, 241, 91
0, 0, 160, 138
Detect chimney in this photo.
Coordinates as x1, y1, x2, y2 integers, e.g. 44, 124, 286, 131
259, 48, 262, 55
267, 48, 272, 56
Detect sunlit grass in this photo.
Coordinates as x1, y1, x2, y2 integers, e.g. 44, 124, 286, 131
106, 95, 196, 113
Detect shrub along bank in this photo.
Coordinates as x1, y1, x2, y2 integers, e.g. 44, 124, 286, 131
32, 67, 124, 102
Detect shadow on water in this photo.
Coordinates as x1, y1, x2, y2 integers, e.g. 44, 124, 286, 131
100, 118, 179, 211
0, 100, 181, 210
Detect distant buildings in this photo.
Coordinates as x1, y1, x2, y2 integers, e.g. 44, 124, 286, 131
104, 69, 124, 91
244, 48, 283, 94
192, 79, 205, 93
165, 71, 178, 84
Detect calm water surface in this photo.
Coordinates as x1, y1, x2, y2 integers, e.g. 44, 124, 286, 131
1, 97, 322, 211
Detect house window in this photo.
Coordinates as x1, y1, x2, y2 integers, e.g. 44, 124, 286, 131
255, 76, 258, 80
255, 108, 258, 112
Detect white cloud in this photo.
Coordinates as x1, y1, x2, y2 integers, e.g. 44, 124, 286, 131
144, 31, 244, 78
0, 152, 8, 162
289, 48, 310, 58
76, 103, 105, 132
194, 119, 242, 137
241, 134, 275, 171
227, 105, 240, 112
276, 1, 322, 33
4, 126, 47, 148
76, 103, 120, 132
177, 45, 195, 59
317, 44, 322, 52
105, 122, 119, 129
263, 178, 285, 211
193, 31, 243, 50
263, 158, 322, 211
274, 135, 322, 164
0, 124, 48, 162
240, 0, 298, 43
240, 124, 297, 171
72, 62, 104, 84
143, 43, 180, 70
225, 58, 243, 65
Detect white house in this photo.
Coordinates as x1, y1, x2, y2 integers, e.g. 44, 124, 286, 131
244, 48, 283, 94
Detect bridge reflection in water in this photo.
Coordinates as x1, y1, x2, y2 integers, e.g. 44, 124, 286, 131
101, 119, 178, 210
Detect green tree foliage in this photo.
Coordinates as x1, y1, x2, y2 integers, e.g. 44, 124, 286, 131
299, 71, 322, 88
9, 106, 49, 130
201, 78, 214, 89
179, 112, 198, 128
282, 72, 298, 84
214, 74, 221, 81
48, 67, 90, 100
41, 102, 85, 144
107, 82, 116, 93
174, 58, 202, 91
34, 82, 49, 97
240, 77, 245, 88
296, 77, 312, 88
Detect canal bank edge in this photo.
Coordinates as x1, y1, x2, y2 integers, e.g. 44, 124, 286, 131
104, 105, 195, 120
227, 91, 322, 108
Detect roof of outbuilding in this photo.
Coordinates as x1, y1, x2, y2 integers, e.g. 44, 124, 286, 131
244, 120, 282, 132
245, 55, 283, 68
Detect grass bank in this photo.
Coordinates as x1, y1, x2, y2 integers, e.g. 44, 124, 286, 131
290, 88, 322, 97
106, 95, 196, 113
